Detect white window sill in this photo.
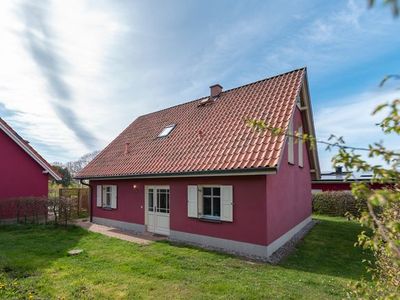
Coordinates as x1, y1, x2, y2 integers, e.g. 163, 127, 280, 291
199, 216, 222, 223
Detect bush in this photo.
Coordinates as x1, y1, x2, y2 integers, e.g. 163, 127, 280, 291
312, 191, 366, 217
0, 196, 79, 226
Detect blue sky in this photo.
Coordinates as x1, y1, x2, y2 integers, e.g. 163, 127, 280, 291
0, 0, 399, 171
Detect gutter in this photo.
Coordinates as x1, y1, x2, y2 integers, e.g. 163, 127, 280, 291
80, 179, 93, 222
75, 166, 278, 181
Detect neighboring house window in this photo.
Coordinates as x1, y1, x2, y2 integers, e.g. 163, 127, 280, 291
158, 124, 176, 138
96, 185, 117, 209
187, 185, 233, 222
288, 121, 294, 164
202, 187, 221, 218
298, 126, 303, 167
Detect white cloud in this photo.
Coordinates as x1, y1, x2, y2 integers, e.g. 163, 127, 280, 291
315, 89, 400, 171
0, 0, 398, 169
0, 0, 125, 162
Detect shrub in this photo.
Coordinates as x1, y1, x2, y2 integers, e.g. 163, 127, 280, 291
0, 196, 79, 226
312, 191, 366, 217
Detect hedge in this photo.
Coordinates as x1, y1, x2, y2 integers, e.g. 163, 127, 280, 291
0, 196, 79, 225
312, 191, 367, 217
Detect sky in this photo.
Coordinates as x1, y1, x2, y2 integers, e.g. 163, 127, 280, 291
0, 0, 399, 171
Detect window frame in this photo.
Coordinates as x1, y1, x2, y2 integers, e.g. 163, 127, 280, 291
200, 185, 221, 220
158, 124, 176, 138
102, 185, 113, 208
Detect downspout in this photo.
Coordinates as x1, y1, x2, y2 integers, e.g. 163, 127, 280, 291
80, 179, 93, 222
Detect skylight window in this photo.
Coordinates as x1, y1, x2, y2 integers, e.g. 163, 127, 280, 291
158, 124, 176, 138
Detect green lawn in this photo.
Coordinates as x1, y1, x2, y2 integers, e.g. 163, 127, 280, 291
0, 216, 371, 299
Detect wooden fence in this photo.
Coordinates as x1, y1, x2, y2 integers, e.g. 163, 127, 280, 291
59, 188, 89, 216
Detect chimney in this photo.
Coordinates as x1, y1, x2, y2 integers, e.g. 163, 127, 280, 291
210, 84, 223, 98
335, 166, 343, 174
124, 142, 130, 155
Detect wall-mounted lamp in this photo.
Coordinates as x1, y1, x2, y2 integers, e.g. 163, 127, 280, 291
133, 184, 138, 191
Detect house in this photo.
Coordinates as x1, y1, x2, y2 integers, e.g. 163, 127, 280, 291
0, 118, 61, 221
312, 166, 386, 192
76, 68, 320, 260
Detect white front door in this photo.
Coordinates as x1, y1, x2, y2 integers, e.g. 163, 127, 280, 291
146, 186, 170, 236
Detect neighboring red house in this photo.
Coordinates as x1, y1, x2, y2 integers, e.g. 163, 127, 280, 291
312, 166, 386, 192
76, 68, 320, 260
0, 118, 61, 221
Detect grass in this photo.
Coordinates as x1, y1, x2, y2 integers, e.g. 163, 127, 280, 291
0, 215, 372, 299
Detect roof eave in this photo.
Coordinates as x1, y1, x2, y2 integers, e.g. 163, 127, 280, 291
75, 166, 278, 180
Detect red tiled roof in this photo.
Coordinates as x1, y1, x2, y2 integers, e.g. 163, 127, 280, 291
0, 118, 62, 180
77, 68, 306, 179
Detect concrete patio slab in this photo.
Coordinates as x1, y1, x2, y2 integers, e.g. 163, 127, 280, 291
73, 219, 166, 245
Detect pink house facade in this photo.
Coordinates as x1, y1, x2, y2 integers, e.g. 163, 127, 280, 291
0, 118, 61, 221
77, 68, 320, 260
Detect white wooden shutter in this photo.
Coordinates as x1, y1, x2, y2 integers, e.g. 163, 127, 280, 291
187, 185, 198, 218
221, 185, 233, 222
111, 185, 117, 209
96, 185, 102, 207
288, 121, 294, 164
298, 126, 303, 167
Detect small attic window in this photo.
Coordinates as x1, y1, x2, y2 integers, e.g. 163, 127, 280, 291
158, 124, 176, 138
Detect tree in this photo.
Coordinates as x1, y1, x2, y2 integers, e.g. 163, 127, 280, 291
51, 165, 73, 187
65, 150, 100, 177
248, 3, 400, 293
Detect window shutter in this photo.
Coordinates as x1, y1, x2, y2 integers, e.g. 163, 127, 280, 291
187, 185, 198, 218
221, 185, 233, 222
96, 185, 102, 207
288, 121, 294, 164
111, 185, 117, 209
298, 126, 303, 167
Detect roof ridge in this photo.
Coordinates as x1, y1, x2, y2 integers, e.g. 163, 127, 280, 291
138, 67, 306, 119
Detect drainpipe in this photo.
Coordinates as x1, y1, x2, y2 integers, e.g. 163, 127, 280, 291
80, 179, 93, 222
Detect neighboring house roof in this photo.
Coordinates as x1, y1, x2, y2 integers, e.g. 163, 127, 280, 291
77, 68, 320, 179
0, 118, 62, 181
313, 169, 373, 183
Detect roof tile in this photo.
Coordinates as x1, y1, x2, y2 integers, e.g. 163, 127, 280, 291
77, 68, 305, 178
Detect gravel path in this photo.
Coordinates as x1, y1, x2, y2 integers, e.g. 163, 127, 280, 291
268, 220, 317, 264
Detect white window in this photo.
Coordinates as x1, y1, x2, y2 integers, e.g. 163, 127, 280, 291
187, 185, 233, 222
202, 187, 221, 219
103, 186, 112, 208
298, 126, 303, 167
158, 124, 175, 137
96, 185, 117, 209
288, 121, 294, 164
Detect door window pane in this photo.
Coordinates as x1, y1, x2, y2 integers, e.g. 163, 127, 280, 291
148, 189, 154, 211
156, 189, 170, 213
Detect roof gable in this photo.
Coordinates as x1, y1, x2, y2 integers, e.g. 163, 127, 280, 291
0, 118, 62, 181
78, 68, 311, 179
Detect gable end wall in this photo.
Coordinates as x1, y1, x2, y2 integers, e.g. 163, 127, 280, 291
0, 129, 49, 219
266, 107, 312, 244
